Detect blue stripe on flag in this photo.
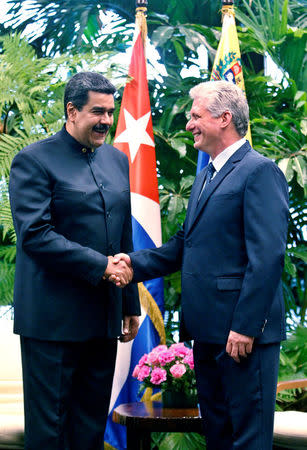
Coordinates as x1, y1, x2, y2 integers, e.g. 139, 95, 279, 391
131, 215, 155, 251
131, 216, 164, 315
196, 151, 209, 174
104, 314, 160, 449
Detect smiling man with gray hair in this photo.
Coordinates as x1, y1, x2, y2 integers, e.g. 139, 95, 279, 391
110, 80, 289, 449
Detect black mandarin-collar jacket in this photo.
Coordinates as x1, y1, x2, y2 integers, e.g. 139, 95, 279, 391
9, 126, 140, 341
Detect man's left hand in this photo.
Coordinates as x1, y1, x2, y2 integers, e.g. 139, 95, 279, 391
120, 315, 139, 342
226, 330, 254, 363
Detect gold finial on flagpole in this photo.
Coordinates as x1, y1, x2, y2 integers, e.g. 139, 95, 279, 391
222, 0, 235, 20
135, 0, 148, 46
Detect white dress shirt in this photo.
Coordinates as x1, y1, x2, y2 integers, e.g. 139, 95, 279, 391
210, 138, 246, 179
198, 138, 246, 201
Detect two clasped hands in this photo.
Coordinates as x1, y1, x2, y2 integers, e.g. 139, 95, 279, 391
104, 253, 132, 288
103, 253, 254, 362
103, 253, 137, 342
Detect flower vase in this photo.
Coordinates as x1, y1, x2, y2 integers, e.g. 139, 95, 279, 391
162, 390, 198, 408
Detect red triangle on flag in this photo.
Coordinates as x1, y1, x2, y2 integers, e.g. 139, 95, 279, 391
114, 33, 159, 204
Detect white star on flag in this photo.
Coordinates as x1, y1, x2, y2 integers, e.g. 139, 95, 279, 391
114, 109, 154, 163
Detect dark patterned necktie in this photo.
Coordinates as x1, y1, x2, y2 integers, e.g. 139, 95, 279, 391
198, 162, 216, 202
206, 162, 216, 184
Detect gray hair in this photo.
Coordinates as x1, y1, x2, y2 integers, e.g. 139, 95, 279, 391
189, 80, 249, 137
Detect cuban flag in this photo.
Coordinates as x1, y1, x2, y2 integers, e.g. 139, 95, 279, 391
104, 30, 165, 450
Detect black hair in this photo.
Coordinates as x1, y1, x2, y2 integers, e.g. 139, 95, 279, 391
64, 72, 116, 119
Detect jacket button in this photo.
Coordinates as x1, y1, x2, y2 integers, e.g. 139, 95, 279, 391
186, 241, 192, 248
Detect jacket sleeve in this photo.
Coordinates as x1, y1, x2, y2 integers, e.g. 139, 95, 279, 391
9, 151, 108, 286
230, 160, 289, 337
129, 226, 185, 283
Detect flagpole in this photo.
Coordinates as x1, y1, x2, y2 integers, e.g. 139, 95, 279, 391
135, 0, 148, 48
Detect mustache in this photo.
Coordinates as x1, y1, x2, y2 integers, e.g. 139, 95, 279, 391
93, 124, 110, 133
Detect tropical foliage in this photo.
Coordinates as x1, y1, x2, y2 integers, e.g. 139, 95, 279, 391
3, 0, 223, 57
0, 0, 306, 434
277, 325, 307, 411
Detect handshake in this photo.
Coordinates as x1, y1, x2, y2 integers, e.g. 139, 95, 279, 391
104, 253, 133, 288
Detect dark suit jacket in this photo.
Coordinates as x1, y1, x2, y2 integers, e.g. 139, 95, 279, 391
9, 126, 140, 341
130, 142, 289, 344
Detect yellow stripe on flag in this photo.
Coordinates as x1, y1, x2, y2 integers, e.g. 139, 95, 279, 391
138, 282, 166, 345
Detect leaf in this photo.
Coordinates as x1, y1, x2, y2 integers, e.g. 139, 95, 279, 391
149, 13, 170, 24
173, 40, 185, 62
284, 253, 296, 277
151, 26, 174, 47
0, 261, 15, 305
281, 0, 289, 36
0, 246, 16, 263
289, 246, 307, 264
179, 25, 216, 55
179, 175, 194, 193
301, 120, 307, 136
278, 158, 294, 182
292, 156, 306, 189
159, 177, 176, 192
167, 195, 184, 223
160, 432, 206, 450
170, 138, 187, 158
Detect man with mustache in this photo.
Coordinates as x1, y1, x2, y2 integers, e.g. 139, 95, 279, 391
9, 72, 140, 450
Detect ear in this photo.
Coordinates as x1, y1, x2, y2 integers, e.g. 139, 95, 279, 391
66, 102, 77, 122
220, 110, 232, 129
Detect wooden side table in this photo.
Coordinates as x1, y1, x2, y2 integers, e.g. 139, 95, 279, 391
112, 401, 202, 450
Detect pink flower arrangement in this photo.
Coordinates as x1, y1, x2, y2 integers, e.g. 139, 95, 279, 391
132, 342, 196, 395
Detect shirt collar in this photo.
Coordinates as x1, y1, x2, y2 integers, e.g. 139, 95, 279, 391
211, 138, 246, 173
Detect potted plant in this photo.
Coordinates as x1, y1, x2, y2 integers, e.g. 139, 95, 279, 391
132, 342, 198, 408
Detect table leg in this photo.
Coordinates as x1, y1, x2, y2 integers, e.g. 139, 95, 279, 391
126, 427, 151, 450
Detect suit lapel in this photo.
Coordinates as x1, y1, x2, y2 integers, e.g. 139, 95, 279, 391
187, 166, 208, 229
187, 142, 251, 235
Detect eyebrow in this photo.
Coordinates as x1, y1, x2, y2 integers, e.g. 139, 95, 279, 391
91, 107, 115, 113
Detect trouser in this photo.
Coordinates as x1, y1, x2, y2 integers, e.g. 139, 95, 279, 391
20, 336, 117, 450
193, 341, 280, 450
